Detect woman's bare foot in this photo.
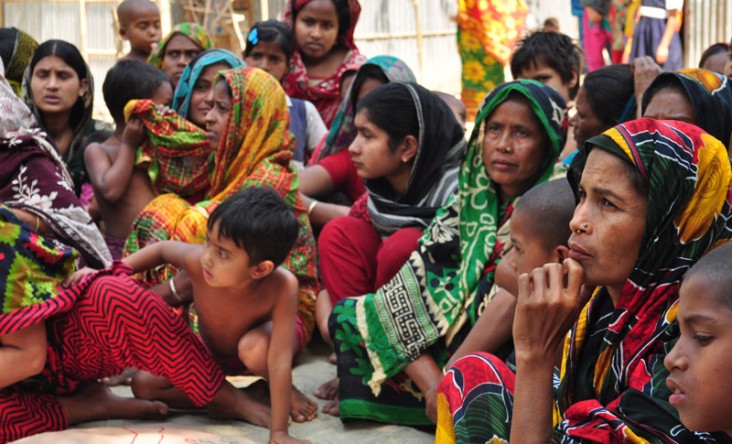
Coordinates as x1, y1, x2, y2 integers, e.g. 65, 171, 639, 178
59, 381, 168, 426
290, 386, 317, 422
322, 398, 339, 417
328, 352, 337, 365
313, 377, 338, 400
102, 367, 138, 386
207, 381, 271, 427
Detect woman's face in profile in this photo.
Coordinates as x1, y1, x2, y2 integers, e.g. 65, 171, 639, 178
568, 148, 648, 293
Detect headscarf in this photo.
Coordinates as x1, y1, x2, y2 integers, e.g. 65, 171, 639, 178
366, 83, 465, 236
0, 27, 38, 96
171, 48, 245, 120
124, 99, 210, 196
334, 79, 566, 394
642, 68, 732, 148
317, 55, 415, 161
0, 69, 112, 268
557, 118, 732, 442
124, 67, 319, 340
21, 42, 97, 188
282, 0, 367, 127
147, 22, 214, 68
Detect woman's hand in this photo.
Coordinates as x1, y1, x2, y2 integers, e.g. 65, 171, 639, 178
632, 56, 663, 117
64, 267, 98, 287
154, 104, 174, 117
513, 259, 586, 363
122, 117, 147, 149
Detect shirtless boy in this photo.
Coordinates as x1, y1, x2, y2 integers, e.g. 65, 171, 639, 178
123, 187, 316, 444
84, 60, 172, 259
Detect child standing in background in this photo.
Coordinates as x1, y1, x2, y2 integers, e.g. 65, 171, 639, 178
244, 20, 327, 170
116, 0, 162, 62
283, 0, 367, 127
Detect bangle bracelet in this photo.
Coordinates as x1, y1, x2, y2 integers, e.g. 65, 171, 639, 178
307, 200, 318, 216
169, 277, 182, 302
34, 215, 40, 232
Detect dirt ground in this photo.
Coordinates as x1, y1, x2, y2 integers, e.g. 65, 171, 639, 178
14, 338, 435, 444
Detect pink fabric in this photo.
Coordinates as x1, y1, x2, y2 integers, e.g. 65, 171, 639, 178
583, 10, 612, 72
318, 216, 422, 304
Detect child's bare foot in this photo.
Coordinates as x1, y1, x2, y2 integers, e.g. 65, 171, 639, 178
269, 431, 312, 444
60, 381, 168, 425
322, 398, 339, 417
245, 378, 271, 405
328, 352, 337, 365
313, 377, 338, 400
290, 386, 317, 422
102, 367, 138, 386
207, 382, 271, 427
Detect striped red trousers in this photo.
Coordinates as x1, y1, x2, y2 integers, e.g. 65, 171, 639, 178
0, 274, 226, 442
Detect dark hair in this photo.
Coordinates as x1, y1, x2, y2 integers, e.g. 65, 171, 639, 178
103, 59, 170, 123
0, 27, 19, 71
515, 179, 574, 249
208, 187, 299, 266
293, 0, 352, 48
349, 64, 389, 109
356, 82, 420, 152
698, 42, 730, 68
510, 31, 583, 99
244, 20, 295, 60
684, 243, 732, 310
583, 64, 634, 127
30, 40, 89, 128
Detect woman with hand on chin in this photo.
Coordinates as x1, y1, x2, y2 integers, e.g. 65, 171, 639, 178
437, 118, 732, 443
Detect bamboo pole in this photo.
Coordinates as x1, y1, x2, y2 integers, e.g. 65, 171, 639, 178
412, 0, 424, 76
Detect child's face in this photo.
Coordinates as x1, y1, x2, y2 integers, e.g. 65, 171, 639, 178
150, 81, 173, 107
201, 221, 254, 288
294, 0, 339, 61
482, 98, 546, 199
162, 34, 203, 86
664, 275, 732, 436
725, 48, 732, 79
517, 63, 574, 103
120, 5, 161, 56
506, 209, 562, 277
189, 62, 230, 128
244, 42, 289, 82
204, 80, 232, 149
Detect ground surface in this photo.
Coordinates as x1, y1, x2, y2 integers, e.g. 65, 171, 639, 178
14, 338, 435, 444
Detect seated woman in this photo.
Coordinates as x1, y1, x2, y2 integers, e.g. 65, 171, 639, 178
0, 60, 111, 269
282, 0, 367, 126
437, 118, 732, 442
125, 67, 319, 349
172, 48, 244, 130
22, 39, 111, 198
642, 67, 732, 148
564, 64, 635, 164
299, 55, 416, 227
327, 79, 566, 425
316, 81, 465, 352
148, 22, 214, 88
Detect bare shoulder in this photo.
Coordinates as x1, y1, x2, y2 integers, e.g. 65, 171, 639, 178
269, 267, 299, 301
